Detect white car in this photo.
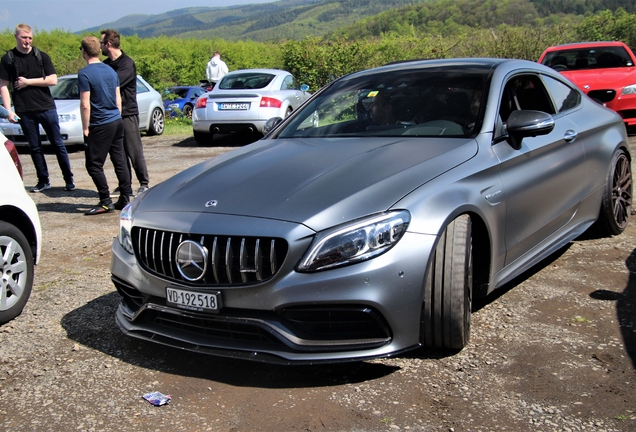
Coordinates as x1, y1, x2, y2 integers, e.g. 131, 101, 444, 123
0, 131, 42, 324
0, 75, 165, 147
192, 68, 311, 145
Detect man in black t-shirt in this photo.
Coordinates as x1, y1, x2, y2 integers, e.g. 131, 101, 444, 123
0, 23, 74, 192
101, 29, 150, 196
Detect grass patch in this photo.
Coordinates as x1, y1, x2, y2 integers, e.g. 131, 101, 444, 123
572, 316, 589, 323
163, 115, 193, 136
615, 414, 629, 421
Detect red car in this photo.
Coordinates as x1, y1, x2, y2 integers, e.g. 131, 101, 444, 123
538, 41, 636, 127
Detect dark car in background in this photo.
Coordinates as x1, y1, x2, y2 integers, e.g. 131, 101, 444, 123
163, 86, 206, 118
111, 58, 632, 364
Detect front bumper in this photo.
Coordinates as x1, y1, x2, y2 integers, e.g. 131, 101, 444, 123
111, 226, 436, 364
0, 122, 83, 146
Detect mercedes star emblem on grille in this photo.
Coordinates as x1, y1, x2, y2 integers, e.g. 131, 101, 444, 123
175, 240, 208, 281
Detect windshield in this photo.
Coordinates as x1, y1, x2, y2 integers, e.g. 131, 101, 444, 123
542, 46, 634, 71
51, 78, 79, 100
277, 66, 489, 139
167, 87, 190, 98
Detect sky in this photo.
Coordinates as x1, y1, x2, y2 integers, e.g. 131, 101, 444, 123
0, 0, 276, 33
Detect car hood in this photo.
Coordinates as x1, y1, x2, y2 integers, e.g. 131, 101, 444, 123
561, 68, 636, 88
54, 99, 80, 114
136, 137, 478, 232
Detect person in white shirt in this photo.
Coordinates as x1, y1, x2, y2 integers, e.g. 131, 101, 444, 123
206, 51, 228, 85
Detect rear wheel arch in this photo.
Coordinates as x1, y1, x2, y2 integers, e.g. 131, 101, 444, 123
596, 146, 632, 236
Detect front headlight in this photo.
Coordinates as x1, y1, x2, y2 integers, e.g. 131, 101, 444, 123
58, 114, 77, 123
622, 84, 636, 95
118, 203, 134, 254
167, 103, 179, 110
297, 210, 410, 272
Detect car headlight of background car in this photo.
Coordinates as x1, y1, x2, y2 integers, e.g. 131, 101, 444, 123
118, 204, 134, 254
297, 210, 411, 272
621, 84, 636, 95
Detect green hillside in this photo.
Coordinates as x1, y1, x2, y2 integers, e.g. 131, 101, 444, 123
335, 0, 636, 38
84, 0, 437, 41
83, 0, 636, 42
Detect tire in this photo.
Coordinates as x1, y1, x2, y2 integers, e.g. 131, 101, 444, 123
421, 215, 472, 350
0, 221, 34, 325
147, 108, 165, 136
598, 149, 632, 236
193, 131, 212, 146
285, 107, 293, 118
183, 104, 193, 118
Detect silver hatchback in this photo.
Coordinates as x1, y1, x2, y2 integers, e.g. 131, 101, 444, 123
191, 68, 310, 145
0, 74, 165, 147
112, 58, 632, 364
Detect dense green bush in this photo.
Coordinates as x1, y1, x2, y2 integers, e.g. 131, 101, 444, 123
0, 8, 633, 92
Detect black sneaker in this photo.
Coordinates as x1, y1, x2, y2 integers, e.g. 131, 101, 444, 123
114, 196, 130, 210
31, 182, 51, 193
85, 201, 115, 215
136, 185, 149, 195
64, 182, 76, 191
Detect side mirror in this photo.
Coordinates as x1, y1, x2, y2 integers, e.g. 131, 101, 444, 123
300, 84, 309, 92
506, 110, 555, 150
263, 117, 283, 135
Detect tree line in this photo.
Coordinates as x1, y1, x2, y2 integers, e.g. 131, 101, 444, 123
0, 8, 634, 93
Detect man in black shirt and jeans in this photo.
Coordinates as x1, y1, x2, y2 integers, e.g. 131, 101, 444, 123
100, 29, 150, 196
0, 23, 74, 192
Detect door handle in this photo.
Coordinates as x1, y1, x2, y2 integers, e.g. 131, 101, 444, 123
564, 130, 577, 142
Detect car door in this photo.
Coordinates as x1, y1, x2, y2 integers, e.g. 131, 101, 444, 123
136, 77, 152, 128
491, 73, 585, 265
280, 74, 302, 109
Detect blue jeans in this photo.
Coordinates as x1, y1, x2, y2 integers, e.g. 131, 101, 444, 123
18, 109, 74, 184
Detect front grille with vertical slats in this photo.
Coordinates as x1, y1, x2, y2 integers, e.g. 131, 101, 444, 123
132, 227, 288, 286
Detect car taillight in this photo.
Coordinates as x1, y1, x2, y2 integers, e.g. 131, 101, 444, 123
3, 139, 22, 179
195, 97, 207, 108
260, 97, 282, 108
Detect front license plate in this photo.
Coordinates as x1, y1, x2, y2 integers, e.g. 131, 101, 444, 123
218, 102, 250, 110
166, 287, 221, 313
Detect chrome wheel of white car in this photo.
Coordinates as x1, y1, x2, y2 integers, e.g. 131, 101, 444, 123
421, 215, 472, 350
148, 108, 164, 136
0, 221, 34, 324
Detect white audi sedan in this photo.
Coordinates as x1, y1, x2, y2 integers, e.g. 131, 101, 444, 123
192, 69, 311, 145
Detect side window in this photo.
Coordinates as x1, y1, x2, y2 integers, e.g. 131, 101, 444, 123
499, 74, 555, 122
136, 78, 149, 94
281, 75, 298, 90
541, 75, 580, 113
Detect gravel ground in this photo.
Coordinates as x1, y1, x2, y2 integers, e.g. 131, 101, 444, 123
1, 133, 635, 431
